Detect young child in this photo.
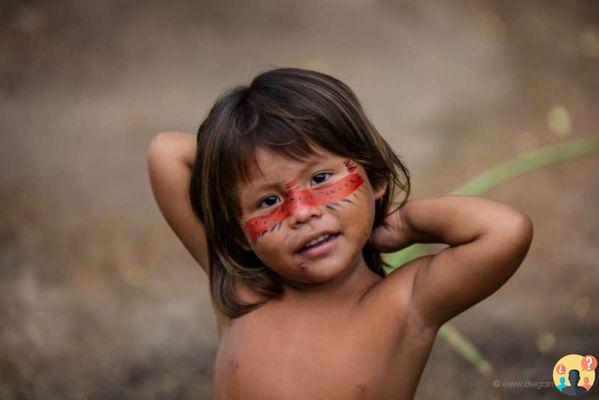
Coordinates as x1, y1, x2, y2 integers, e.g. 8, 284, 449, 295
147, 68, 534, 399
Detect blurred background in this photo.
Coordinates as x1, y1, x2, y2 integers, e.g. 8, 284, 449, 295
1, 0, 598, 398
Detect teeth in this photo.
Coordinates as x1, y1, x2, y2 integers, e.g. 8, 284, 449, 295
304, 234, 332, 249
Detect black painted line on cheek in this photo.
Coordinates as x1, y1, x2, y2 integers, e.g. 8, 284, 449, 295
355, 184, 368, 197
325, 201, 336, 211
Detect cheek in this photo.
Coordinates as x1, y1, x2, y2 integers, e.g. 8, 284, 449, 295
252, 235, 285, 270
349, 206, 376, 242
244, 207, 288, 243
344, 184, 377, 242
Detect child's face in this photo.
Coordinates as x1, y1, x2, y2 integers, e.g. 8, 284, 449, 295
236, 145, 387, 287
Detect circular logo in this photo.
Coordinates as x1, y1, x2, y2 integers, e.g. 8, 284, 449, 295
553, 354, 596, 396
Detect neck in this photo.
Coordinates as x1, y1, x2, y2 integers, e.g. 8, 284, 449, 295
280, 253, 382, 307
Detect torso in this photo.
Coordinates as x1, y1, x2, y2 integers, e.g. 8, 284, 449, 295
211, 276, 438, 400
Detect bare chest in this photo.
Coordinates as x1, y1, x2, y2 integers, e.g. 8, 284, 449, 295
212, 302, 436, 400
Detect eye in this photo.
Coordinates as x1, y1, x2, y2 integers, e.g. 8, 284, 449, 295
312, 172, 333, 185
257, 195, 279, 209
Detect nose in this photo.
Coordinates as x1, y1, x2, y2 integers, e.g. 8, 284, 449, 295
286, 193, 323, 228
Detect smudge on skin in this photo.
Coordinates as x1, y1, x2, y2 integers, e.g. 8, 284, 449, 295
243, 159, 364, 243
298, 261, 307, 273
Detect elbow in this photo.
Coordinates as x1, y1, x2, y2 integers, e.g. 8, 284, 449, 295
147, 138, 160, 177
490, 213, 534, 278
503, 212, 534, 257
147, 133, 164, 161
147, 132, 180, 166
148, 132, 172, 156
147, 131, 196, 168
514, 213, 534, 244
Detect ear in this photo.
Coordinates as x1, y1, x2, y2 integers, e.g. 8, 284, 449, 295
373, 180, 389, 201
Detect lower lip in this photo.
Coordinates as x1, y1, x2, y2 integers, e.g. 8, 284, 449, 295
297, 234, 340, 257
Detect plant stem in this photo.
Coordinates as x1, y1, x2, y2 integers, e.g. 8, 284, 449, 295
383, 136, 599, 376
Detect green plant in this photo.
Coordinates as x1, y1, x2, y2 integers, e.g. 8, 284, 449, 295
383, 136, 599, 376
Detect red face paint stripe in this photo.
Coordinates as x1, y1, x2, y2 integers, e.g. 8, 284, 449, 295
285, 179, 299, 190
243, 172, 364, 241
343, 159, 357, 172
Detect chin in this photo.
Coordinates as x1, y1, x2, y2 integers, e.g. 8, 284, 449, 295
293, 258, 350, 282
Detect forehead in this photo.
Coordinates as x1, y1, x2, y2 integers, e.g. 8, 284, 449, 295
239, 145, 342, 192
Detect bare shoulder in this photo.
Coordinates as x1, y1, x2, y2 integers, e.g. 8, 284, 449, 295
214, 277, 272, 334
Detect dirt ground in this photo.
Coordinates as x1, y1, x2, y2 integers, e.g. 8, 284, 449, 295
1, 1, 598, 399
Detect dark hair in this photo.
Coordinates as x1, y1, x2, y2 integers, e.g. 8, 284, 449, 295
189, 67, 410, 319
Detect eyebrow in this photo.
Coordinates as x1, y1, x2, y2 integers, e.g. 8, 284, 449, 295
250, 159, 322, 194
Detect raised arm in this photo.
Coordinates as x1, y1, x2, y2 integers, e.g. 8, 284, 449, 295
147, 132, 210, 274
371, 195, 533, 329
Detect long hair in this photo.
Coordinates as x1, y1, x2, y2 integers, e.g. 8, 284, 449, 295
189, 67, 410, 319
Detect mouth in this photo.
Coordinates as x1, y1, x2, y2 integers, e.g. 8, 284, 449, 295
295, 232, 341, 257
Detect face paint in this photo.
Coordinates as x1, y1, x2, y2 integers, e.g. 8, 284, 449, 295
243, 159, 364, 243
